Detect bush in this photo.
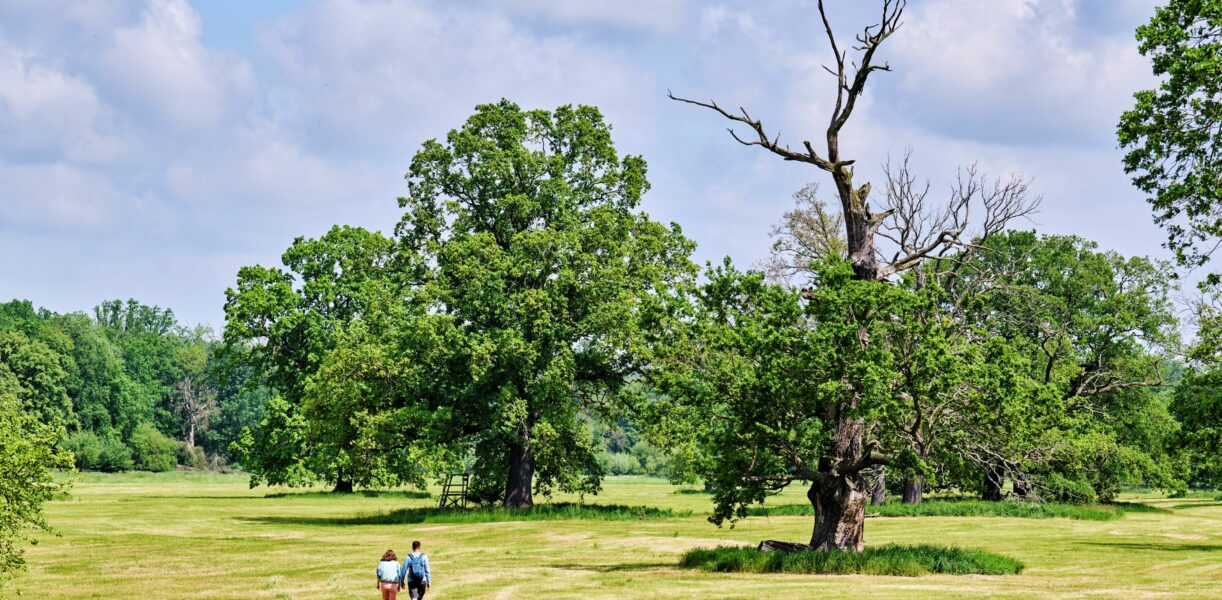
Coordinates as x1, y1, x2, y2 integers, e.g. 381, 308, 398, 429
62, 431, 132, 472
598, 452, 642, 475
128, 424, 178, 472
62, 431, 102, 470
177, 443, 209, 470
679, 544, 1024, 576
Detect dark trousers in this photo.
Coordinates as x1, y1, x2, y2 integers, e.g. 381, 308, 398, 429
406, 582, 427, 599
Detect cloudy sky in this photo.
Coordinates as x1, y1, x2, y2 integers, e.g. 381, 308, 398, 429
0, 0, 1167, 327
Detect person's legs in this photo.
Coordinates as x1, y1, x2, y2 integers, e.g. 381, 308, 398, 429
380, 581, 397, 600
407, 583, 425, 599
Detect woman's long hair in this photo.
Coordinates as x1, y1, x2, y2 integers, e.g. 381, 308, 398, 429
381, 549, 397, 562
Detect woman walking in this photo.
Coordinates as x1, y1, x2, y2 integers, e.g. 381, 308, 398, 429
376, 549, 401, 600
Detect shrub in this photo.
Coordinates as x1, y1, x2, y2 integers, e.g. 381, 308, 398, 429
679, 544, 1023, 576
177, 443, 209, 470
96, 436, 134, 472
128, 424, 178, 472
62, 431, 132, 472
62, 431, 102, 470
598, 452, 642, 475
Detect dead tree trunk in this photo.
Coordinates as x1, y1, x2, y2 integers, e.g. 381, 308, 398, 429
870, 466, 887, 505
902, 476, 923, 504
503, 435, 535, 509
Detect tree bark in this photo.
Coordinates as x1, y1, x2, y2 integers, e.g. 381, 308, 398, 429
187, 421, 196, 448
807, 474, 867, 552
503, 436, 535, 509
807, 412, 867, 551
870, 466, 886, 505
333, 470, 353, 494
982, 466, 1004, 501
902, 476, 923, 504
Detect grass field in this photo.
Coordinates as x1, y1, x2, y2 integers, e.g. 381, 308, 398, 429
8, 472, 1220, 599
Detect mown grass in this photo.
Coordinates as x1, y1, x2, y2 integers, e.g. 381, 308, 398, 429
679, 544, 1024, 576
745, 499, 1148, 521
246, 502, 688, 527
14, 473, 1222, 599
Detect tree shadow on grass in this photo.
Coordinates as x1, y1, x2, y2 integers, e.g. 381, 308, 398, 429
239, 503, 687, 527
1167, 501, 1222, 510
552, 562, 675, 573
1083, 542, 1221, 552
140, 490, 433, 501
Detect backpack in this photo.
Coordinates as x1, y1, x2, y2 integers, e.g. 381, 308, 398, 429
406, 553, 427, 583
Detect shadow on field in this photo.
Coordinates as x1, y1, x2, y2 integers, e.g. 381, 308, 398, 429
552, 561, 674, 573
239, 503, 687, 527
264, 490, 432, 500
1168, 501, 1222, 510
1084, 542, 1221, 552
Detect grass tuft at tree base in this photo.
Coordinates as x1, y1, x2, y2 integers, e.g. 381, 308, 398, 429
745, 499, 1155, 520
679, 544, 1024, 576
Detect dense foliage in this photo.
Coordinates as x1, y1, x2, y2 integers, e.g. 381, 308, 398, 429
1120, 0, 1222, 274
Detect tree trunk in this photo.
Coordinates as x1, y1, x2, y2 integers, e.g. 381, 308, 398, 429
333, 471, 353, 494
902, 476, 923, 504
1012, 478, 1029, 499
870, 466, 886, 505
503, 437, 535, 509
807, 475, 867, 552
186, 420, 196, 448
982, 466, 1004, 501
806, 412, 867, 551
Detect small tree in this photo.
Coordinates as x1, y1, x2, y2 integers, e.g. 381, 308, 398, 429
0, 367, 73, 585
225, 225, 396, 492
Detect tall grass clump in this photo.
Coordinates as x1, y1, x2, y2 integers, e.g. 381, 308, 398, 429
679, 544, 1023, 576
746, 499, 1131, 520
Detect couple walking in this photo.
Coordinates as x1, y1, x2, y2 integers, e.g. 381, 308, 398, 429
376, 540, 432, 599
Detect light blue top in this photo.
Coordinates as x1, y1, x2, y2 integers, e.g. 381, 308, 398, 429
376, 560, 400, 582
399, 551, 431, 585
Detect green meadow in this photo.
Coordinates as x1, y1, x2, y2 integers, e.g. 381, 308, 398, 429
8, 473, 1219, 599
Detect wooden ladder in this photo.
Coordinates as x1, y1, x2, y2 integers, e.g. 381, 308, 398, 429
438, 473, 469, 509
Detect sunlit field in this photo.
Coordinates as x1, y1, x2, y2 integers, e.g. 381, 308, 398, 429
9, 473, 1219, 599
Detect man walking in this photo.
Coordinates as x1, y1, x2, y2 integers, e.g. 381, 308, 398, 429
398, 540, 432, 599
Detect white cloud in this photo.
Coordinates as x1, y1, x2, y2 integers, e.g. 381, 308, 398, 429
507, 0, 693, 33
886, 0, 1155, 146
100, 0, 252, 131
0, 46, 125, 163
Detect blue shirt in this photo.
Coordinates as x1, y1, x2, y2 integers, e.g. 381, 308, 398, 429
399, 551, 431, 585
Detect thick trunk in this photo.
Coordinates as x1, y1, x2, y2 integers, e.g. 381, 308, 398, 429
982, 466, 1004, 501
503, 437, 535, 509
333, 472, 353, 494
186, 421, 196, 448
807, 475, 867, 552
902, 476, 923, 504
869, 466, 886, 506
807, 412, 867, 551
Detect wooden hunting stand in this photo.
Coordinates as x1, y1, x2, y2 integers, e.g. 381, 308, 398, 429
438, 473, 469, 509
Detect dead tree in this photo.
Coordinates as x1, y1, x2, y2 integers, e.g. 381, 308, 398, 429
671, 0, 1037, 550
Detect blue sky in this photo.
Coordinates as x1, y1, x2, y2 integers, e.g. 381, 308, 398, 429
0, 0, 1169, 327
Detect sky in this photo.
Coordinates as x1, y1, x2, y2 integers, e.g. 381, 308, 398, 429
0, 0, 1170, 328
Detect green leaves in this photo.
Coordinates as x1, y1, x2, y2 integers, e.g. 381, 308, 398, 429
1119, 0, 1222, 274
393, 100, 695, 504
